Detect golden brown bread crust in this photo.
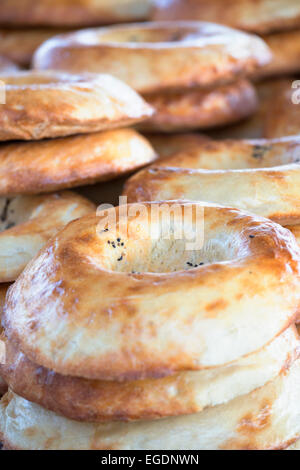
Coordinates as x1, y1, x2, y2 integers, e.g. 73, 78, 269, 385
3, 203, 300, 381
0, 55, 19, 73
1, 325, 298, 422
0, 129, 157, 196
33, 22, 272, 94
0, 0, 152, 27
125, 165, 300, 225
0, 28, 69, 67
208, 79, 298, 141
2, 356, 300, 450
153, 0, 300, 34
139, 80, 258, 133
0, 192, 95, 282
256, 30, 300, 79
155, 137, 300, 170
130, 136, 300, 224
0, 71, 153, 141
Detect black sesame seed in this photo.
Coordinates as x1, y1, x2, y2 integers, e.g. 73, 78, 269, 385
1, 199, 11, 222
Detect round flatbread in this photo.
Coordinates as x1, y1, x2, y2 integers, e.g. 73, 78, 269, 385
153, 0, 300, 34
0, 129, 156, 195
0, 192, 95, 282
0, 71, 153, 141
139, 80, 258, 132
33, 22, 271, 94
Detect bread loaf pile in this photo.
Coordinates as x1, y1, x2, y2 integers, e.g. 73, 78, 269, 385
33, 21, 272, 133
1, 200, 300, 450
153, 0, 300, 79
0, 0, 300, 451
0, 1, 156, 411
0, 69, 155, 288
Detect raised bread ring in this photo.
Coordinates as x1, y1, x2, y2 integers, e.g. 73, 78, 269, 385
0, 324, 298, 422
33, 22, 272, 94
124, 138, 300, 225
0, 28, 69, 67
0, 71, 153, 141
0, 192, 95, 282
3, 202, 300, 381
2, 355, 300, 450
0, 55, 19, 73
153, 0, 300, 35
138, 80, 258, 133
0, 0, 152, 27
0, 129, 156, 196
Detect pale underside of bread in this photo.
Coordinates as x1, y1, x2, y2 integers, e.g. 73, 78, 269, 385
1, 325, 298, 422
1, 356, 300, 450
33, 22, 272, 94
